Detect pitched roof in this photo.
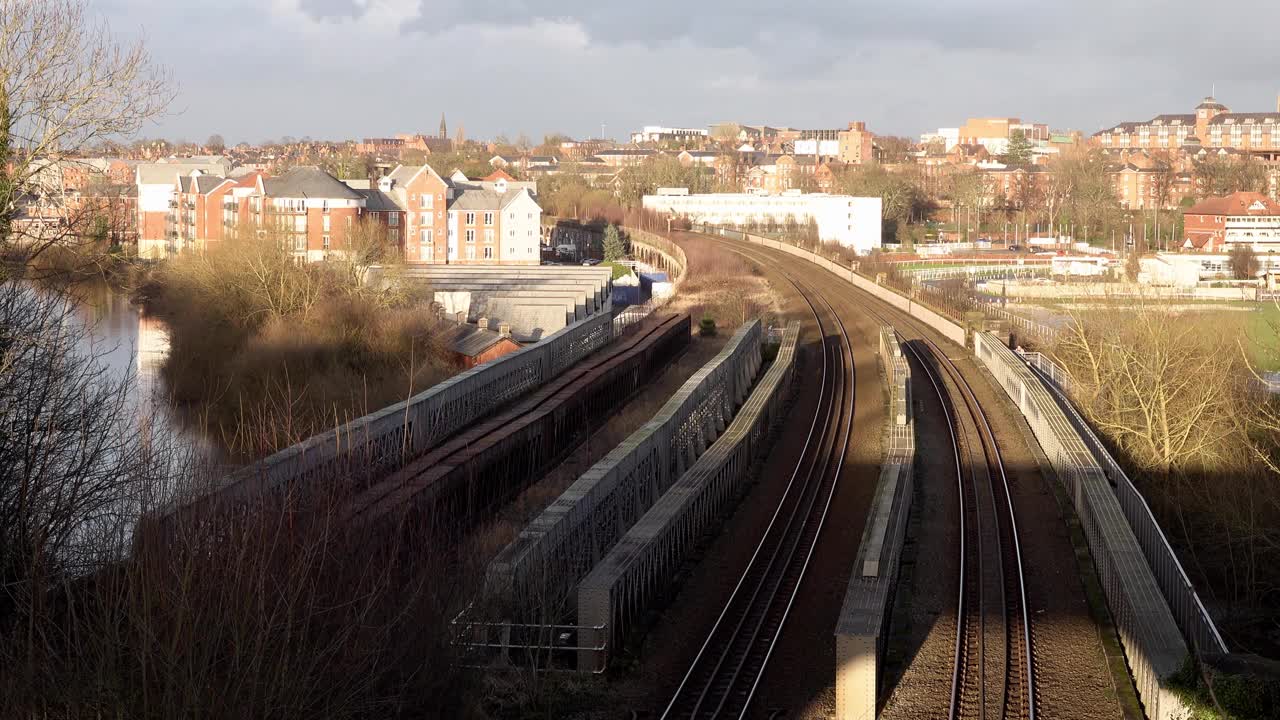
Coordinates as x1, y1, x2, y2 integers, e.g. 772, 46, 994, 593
1185, 192, 1280, 217
136, 162, 225, 185
357, 188, 404, 212
448, 323, 511, 357
1208, 112, 1280, 125
263, 166, 363, 200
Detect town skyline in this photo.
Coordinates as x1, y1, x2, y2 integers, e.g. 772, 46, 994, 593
100, 0, 1280, 145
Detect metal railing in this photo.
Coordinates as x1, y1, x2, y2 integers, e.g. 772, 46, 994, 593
1016, 348, 1228, 657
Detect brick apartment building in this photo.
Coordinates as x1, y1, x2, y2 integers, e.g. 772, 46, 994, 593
1182, 191, 1280, 252
374, 165, 541, 265
1095, 96, 1280, 158
171, 174, 235, 251
837, 122, 875, 164
244, 166, 367, 262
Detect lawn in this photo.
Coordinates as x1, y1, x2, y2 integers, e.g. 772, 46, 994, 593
1240, 301, 1280, 371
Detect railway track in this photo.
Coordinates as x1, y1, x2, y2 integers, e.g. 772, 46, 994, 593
702, 235, 1036, 720
660, 263, 855, 719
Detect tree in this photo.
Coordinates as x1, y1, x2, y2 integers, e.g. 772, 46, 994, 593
874, 135, 916, 164
603, 224, 624, 262
206, 133, 226, 153
1229, 244, 1260, 280
1195, 154, 1269, 198
999, 130, 1034, 166
710, 122, 742, 147
0, 0, 172, 267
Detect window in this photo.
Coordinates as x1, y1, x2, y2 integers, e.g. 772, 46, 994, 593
408, 228, 415, 240
322, 215, 331, 232
421, 229, 433, 245
465, 229, 475, 243
484, 212, 493, 225
421, 243, 432, 258
465, 246, 476, 259
465, 212, 475, 225
323, 235, 331, 250
483, 246, 493, 259
389, 213, 399, 227
420, 193, 433, 209
390, 228, 400, 243
484, 229, 494, 243
419, 213, 429, 226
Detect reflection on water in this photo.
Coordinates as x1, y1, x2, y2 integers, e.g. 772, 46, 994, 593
58, 280, 229, 467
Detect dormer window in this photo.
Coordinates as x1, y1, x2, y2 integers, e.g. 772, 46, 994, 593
378, 177, 393, 192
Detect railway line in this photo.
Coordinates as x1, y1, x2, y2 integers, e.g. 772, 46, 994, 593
341, 313, 691, 543
660, 263, 855, 719
697, 234, 1036, 720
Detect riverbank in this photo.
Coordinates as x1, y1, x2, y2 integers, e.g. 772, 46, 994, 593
136, 238, 457, 460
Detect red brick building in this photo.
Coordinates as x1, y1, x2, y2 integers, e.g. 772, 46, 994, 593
250, 166, 367, 261
1183, 192, 1280, 252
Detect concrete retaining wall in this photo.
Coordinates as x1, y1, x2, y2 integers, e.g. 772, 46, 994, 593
973, 332, 1191, 720
485, 320, 764, 622
575, 321, 800, 672
834, 327, 915, 720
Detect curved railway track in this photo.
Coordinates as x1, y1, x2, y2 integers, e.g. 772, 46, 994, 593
700, 234, 1036, 720
660, 263, 855, 720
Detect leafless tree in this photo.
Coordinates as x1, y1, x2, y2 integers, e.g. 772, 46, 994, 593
1, 0, 172, 267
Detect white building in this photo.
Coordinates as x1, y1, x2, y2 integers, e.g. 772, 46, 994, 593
920, 128, 960, 150
793, 138, 841, 157
1139, 252, 1280, 287
630, 126, 709, 144
642, 191, 883, 254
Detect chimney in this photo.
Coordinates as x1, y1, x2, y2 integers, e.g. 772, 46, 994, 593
498, 323, 511, 338
477, 317, 489, 330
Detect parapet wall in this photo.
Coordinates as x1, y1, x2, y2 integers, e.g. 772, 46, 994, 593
973, 332, 1190, 720
576, 321, 800, 672
160, 309, 616, 529
698, 226, 966, 347
834, 327, 915, 720
484, 320, 764, 622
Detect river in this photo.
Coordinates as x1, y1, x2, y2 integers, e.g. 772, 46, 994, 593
55, 280, 230, 467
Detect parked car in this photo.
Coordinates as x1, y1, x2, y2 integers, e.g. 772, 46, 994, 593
582, 258, 601, 266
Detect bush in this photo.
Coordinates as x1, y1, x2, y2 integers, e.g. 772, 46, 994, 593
145, 233, 453, 458
699, 316, 718, 337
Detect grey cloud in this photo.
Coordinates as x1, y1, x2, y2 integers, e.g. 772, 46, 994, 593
297, 0, 367, 21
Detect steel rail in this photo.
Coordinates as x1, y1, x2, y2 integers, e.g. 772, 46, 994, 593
659, 260, 852, 720
709, 235, 1036, 720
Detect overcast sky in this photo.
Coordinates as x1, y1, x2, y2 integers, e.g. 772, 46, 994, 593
99, 0, 1280, 146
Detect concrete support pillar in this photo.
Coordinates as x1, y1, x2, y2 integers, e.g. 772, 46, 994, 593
835, 632, 877, 720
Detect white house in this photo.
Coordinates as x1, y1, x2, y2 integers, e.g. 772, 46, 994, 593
642, 191, 883, 254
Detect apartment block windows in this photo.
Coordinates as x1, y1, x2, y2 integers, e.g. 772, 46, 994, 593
466, 246, 476, 260
389, 213, 399, 227
483, 246, 493, 259
465, 229, 475, 243
420, 213, 429, 226
420, 193, 433, 209
323, 215, 331, 232
323, 235, 331, 250
484, 212, 493, 225
465, 212, 475, 225
421, 229, 433, 245
484, 229, 494, 243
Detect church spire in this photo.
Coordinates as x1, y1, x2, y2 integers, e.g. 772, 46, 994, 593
439, 113, 447, 140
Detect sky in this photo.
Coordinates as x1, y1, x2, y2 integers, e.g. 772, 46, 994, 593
99, 0, 1280, 146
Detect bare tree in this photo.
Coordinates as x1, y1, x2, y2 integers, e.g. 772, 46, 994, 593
205, 133, 226, 153
0, 0, 172, 267
1229, 244, 1260, 280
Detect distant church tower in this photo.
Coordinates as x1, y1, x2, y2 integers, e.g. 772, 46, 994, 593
439, 113, 447, 140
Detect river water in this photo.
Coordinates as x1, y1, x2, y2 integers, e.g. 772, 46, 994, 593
57, 280, 228, 466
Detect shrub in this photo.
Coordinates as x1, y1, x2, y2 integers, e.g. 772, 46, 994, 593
699, 316, 717, 337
